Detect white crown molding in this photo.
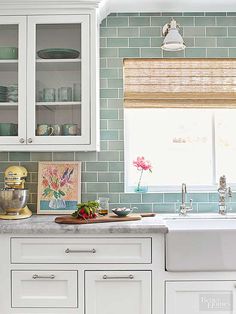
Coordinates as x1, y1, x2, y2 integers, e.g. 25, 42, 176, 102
1, 0, 236, 23
0, 0, 102, 10
98, 0, 236, 23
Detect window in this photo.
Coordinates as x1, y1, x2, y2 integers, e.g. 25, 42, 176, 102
125, 108, 236, 192
124, 58, 236, 192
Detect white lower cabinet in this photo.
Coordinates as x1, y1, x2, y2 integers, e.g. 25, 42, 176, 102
166, 281, 235, 314
12, 270, 78, 308
85, 270, 152, 314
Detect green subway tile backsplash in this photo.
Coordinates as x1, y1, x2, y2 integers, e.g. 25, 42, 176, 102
206, 26, 227, 36
9, 152, 30, 161
118, 27, 139, 37
100, 130, 119, 140
217, 37, 236, 47
107, 17, 129, 27
129, 17, 150, 26
129, 38, 150, 47
107, 38, 128, 47
118, 48, 140, 57
195, 16, 216, 26
183, 26, 205, 36
0, 152, 8, 161
185, 48, 206, 57
5, 12, 236, 213
228, 27, 236, 36
216, 16, 236, 26
141, 48, 162, 57
207, 48, 229, 57
140, 27, 161, 37
195, 37, 216, 47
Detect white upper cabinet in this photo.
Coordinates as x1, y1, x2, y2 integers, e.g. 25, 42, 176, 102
0, 13, 99, 151
0, 17, 27, 146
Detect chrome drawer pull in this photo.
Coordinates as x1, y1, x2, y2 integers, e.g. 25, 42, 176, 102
65, 248, 96, 254
103, 275, 134, 280
32, 274, 55, 280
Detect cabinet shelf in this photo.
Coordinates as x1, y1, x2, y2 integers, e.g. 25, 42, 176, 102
0, 102, 18, 106
36, 59, 81, 71
36, 59, 81, 63
36, 101, 81, 106
0, 60, 18, 71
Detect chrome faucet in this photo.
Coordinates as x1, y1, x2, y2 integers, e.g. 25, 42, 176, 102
218, 175, 232, 215
179, 183, 193, 216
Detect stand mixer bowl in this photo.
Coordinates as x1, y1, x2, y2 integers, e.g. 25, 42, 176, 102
0, 189, 29, 215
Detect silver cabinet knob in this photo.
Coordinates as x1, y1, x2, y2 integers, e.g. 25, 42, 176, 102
28, 138, 33, 143
19, 138, 25, 144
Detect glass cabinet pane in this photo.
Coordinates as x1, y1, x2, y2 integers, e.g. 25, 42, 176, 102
35, 23, 82, 137
0, 25, 19, 136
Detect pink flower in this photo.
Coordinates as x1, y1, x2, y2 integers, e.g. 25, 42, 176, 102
133, 156, 152, 172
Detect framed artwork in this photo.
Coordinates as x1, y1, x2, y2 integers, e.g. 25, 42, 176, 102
37, 161, 81, 214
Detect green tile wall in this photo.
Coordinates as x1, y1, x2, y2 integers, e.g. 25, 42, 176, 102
3, 12, 236, 214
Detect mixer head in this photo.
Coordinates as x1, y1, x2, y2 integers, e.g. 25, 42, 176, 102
4, 166, 28, 189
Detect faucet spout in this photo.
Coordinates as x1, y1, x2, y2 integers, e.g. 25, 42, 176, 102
179, 183, 193, 216
181, 183, 187, 205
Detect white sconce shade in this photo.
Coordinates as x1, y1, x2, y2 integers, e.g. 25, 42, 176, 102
161, 18, 186, 51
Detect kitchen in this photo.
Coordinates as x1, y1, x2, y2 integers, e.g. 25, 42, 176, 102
1, 0, 236, 313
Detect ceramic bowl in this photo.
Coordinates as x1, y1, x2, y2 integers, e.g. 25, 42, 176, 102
112, 207, 135, 217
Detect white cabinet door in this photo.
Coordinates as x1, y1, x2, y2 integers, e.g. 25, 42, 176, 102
27, 15, 91, 147
85, 271, 152, 314
0, 16, 27, 146
166, 281, 236, 314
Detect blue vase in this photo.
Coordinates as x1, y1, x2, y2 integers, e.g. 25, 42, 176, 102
134, 186, 148, 193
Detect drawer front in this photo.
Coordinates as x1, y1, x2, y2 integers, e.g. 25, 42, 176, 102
11, 237, 151, 264
12, 270, 78, 308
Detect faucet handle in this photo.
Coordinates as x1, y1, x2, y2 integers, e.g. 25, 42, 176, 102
186, 199, 193, 212
189, 199, 193, 210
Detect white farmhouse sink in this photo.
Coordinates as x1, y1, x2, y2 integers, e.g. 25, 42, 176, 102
164, 214, 236, 272
163, 213, 236, 221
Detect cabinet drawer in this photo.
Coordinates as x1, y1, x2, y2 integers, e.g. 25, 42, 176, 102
12, 270, 78, 308
11, 237, 151, 264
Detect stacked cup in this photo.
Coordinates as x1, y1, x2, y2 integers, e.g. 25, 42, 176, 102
0, 86, 7, 102
7, 84, 18, 102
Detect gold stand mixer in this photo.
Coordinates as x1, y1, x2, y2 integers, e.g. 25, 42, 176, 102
0, 166, 32, 220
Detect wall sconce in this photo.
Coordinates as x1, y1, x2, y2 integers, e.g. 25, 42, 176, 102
161, 18, 186, 51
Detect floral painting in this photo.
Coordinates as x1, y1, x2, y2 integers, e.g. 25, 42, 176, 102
37, 162, 81, 214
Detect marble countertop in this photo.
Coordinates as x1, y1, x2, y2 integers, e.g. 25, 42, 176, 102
0, 215, 168, 234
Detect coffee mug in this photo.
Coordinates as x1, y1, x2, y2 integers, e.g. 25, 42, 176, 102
0, 123, 17, 136
58, 87, 72, 102
63, 124, 78, 136
51, 124, 62, 136
37, 124, 53, 136
43, 88, 56, 102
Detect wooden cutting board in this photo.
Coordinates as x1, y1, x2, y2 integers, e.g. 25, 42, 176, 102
55, 214, 142, 224
140, 213, 156, 217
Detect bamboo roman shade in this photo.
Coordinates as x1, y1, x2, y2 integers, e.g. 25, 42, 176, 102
124, 58, 236, 108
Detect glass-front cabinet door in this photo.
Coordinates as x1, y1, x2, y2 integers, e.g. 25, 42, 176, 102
27, 15, 90, 146
0, 17, 27, 145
